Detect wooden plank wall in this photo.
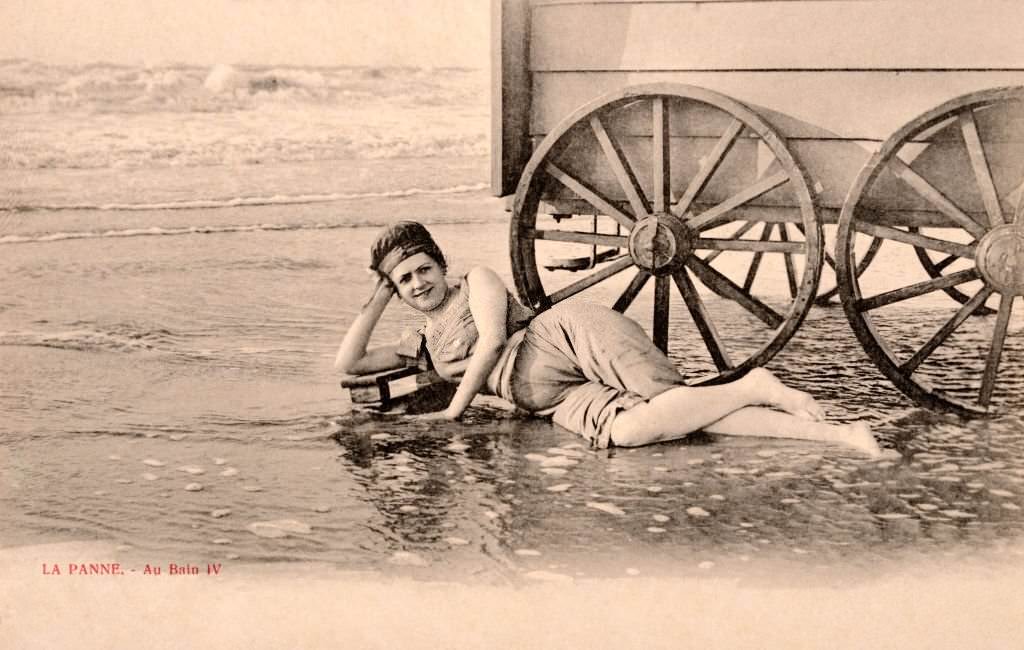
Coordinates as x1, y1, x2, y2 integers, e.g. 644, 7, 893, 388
494, 0, 1024, 201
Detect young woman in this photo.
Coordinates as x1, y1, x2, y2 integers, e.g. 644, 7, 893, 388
336, 221, 881, 456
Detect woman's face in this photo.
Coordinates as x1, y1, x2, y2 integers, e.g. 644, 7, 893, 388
388, 252, 448, 312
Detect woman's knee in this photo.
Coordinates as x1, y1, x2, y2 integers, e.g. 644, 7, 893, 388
608, 408, 650, 447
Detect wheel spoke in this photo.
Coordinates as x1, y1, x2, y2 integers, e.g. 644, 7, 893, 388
931, 253, 959, 273
959, 109, 1005, 228
778, 224, 799, 298
855, 222, 976, 259
652, 97, 671, 213
672, 118, 744, 218
822, 249, 838, 271
888, 157, 988, 240
742, 223, 774, 291
653, 275, 670, 353
980, 294, 1015, 406
532, 229, 629, 248
590, 115, 650, 219
856, 268, 981, 312
547, 255, 634, 305
901, 286, 995, 373
672, 269, 733, 370
687, 170, 790, 232
694, 237, 803, 254
701, 221, 758, 264
686, 255, 784, 328
545, 162, 636, 230
612, 269, 651, 312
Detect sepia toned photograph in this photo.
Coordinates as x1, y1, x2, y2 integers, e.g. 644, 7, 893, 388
2, 1, 1023, 647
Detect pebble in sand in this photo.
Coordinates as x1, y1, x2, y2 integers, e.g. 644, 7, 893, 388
248, 519, 312, 538
514, 549, 542, 557
547, 447, 585, 458
445, 537, 470, 546
184, 483, 203, 492
586, 502, 625, 516
178, 466, 205, 475
541, 456, 577, 468
686, 506, 711, 518
652, 514, 670, 523
142, 459, 165, 467
390, 551, 427, 567
941, 509, 976, 519
220, 467, 239, 477
141, 472, 159, 481
211, 509, 231, 518
541, 468, 569, 476
546, 483, 572, 493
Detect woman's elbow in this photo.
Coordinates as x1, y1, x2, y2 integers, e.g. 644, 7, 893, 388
334, 353, 361, 375
335, 359, 354, 374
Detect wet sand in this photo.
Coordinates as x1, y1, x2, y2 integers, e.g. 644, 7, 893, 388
5, 214, 1024, 646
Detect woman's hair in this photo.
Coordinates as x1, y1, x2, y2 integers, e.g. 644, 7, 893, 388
369, 220, 447, 277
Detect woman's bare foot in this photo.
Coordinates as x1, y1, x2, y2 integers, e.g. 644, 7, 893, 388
744, 368, 825, 421
841, 421, 882, 458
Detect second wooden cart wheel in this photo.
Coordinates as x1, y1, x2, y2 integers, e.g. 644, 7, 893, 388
512, 84, 822, 384
838, 86, 1024, 415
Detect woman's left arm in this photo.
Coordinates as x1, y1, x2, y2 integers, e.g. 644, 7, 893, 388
441, 266, 509, 419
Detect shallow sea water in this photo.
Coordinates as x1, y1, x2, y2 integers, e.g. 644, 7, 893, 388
3, 215, 1024, 585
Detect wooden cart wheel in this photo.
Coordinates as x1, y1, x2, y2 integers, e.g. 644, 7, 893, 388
837, 86, 1024, 415
512, 83, 822, 384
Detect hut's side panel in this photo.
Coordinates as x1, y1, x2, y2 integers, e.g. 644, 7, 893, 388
496, 0, 1024, 205
492, 0, 532, 197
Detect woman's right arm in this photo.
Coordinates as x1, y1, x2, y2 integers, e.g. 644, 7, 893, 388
334, 278, 406, 375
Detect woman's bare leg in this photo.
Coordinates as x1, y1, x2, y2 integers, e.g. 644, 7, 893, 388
702, 407, 881, 456
609, 368, 879, 456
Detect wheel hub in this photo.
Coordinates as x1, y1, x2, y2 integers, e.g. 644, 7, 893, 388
976, 224, 1024, 295
628, 213, 693, 275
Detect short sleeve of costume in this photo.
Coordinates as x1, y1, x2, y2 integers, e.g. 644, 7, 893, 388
395, 328, 429, 370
